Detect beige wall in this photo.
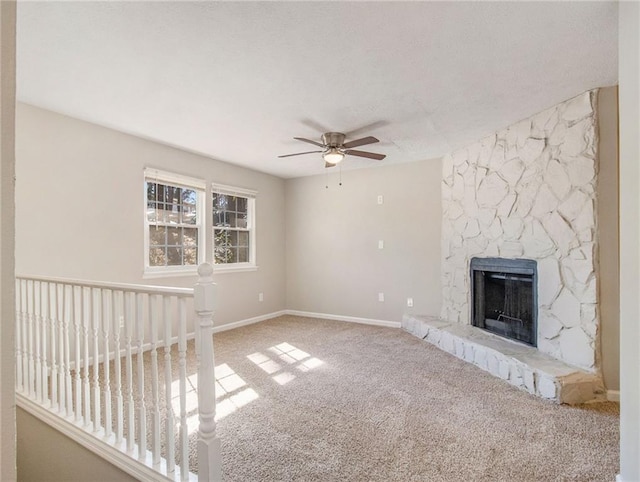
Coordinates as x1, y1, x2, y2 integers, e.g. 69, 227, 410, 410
0, 2, 16, 480
17, 408, 136, 482
15, 103, 286, 327
596, 86, 619, 392
285, 159, 442, 322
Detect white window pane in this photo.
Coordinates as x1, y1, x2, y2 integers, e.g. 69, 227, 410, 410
167, 227, 182, 246
149, 226, 166, 246
157, 204, 170, 223
147, 206, 157, 223
184, 247, 198, 265
182, 204, 197, 225
167, 247, 183, 266
238, 231, 249, 247
183, 228, 197, 248
182, 189, 196, 204
236, 197, 247, 214
236, 213, 247, 229
149, 247, 166, 267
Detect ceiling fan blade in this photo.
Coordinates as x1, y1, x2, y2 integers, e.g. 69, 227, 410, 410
342, 136, 379, 149
278, 150, 323, 158
345, 149, 386, 161
293, 137, 325, 148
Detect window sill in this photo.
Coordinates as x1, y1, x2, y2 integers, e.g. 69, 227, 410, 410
143, 267, 199, 279
212, 264, 259, 274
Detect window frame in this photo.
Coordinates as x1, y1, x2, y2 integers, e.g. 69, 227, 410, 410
143, 168, 206, 278
211, 183, 257, 273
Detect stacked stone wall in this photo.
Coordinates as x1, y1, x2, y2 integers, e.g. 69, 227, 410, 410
441, 90, 599, 371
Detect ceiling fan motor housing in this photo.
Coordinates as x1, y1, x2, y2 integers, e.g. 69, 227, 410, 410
322, 132, 346, 148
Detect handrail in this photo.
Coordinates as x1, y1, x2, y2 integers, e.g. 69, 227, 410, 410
15, 274, 193, 296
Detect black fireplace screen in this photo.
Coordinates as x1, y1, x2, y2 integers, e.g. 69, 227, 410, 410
470, 257, 537, 346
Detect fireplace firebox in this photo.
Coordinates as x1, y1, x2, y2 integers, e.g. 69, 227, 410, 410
470, 257, 537, 346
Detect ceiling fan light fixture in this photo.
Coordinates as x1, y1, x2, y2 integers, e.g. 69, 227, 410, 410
323, 147, 345, 165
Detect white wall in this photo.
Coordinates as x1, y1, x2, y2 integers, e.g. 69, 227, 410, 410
618, 2, 640, 480
0, 2, 16, 480
285, 159, 442, 323
15, 103, 286, 327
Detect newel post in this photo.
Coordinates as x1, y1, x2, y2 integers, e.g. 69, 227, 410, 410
194, 263, 222, 481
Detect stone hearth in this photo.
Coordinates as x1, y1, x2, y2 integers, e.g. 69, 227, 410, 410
403, 315, 605, 404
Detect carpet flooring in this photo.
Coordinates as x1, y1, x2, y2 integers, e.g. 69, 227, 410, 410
209, 315, 619, 482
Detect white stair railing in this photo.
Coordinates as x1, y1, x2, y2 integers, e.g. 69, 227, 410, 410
15, 265, 222, 482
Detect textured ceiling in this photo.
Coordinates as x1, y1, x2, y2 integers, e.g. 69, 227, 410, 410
17, 2, 618, 179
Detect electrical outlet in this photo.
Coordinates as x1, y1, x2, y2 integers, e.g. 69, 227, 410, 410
378, 292, 385, 302
378, 240, 384, 249
258, 292, 264, 302
377, 195, 384, 205
407, 298, 414, 307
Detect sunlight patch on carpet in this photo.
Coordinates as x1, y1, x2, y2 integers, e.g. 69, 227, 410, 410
247, 352, 282, 374
214, 364, 260, 422
272, 371, 296, 385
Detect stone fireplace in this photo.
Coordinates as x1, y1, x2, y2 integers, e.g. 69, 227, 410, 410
440, 89, 599, 371
403, 90, 607, 403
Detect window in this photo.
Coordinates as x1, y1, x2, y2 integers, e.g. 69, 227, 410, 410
144, 169, 205, 275
212, 184, 256, 270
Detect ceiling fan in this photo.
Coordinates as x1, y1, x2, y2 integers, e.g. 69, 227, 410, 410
279, 132, 386, 167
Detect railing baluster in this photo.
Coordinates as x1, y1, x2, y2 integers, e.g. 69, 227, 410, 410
64, 285, 73, 417
92, 288, 102, 432
136, 292, 147, 462
125, 291, 135, 454
113, 290, 124, 445
178, 297, 188, 482
164, 295, 175, 476
15, 279, 23, 393
82, 287, 91, 428
102, 289, 113, 439
20, 279, 29, 394
40, 282, 49, 405
56, 283, 66, 412
150, 294, 161, 468
27, 280, 35, 398
73, 286, 83, 423
49, 283, 58, 410
34, 281, 42, 403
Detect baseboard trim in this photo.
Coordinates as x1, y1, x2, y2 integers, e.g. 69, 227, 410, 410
285, 310, 401, 328
616, 474, 623, 482
607, 390, 620, 402
213, 310, 287, 333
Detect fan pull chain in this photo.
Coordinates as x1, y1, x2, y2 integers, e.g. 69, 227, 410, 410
339, 163, 342, 186
325, 169, 329, 189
